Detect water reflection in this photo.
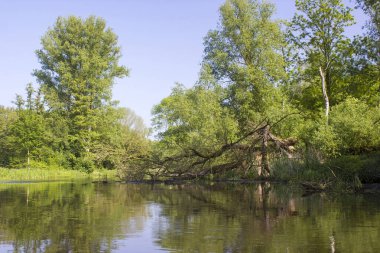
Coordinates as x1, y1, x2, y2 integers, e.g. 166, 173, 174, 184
0, 182, 379, 252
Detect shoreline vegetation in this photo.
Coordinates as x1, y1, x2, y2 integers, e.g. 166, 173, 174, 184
0, 0, 379, 191
2, 152, 379, 194
2, 167, 380, 194
0, 167, 118, 182
4, 150, 378, 191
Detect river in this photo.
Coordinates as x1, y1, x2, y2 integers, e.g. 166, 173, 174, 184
0, 181, 379, 252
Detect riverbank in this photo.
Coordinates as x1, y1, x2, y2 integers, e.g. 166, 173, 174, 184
0, 167, 118, 182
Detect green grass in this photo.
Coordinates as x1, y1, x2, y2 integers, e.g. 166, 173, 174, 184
271, 152, 380, 189
90, 169, 119, 181
0, 167, 118, 182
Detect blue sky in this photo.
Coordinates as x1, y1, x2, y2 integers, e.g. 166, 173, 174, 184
0, 0, 366, 127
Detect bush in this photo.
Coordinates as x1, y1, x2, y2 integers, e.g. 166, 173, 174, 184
309, 124, 341, 157
72, 156, 95, 173
330, 98, 380, 153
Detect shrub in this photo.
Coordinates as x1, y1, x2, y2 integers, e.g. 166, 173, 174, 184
330, 98, 380, 153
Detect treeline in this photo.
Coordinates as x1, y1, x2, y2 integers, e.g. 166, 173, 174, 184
137, 0, 380, 184
0, 17, 149, 173
0, 0, 379, 185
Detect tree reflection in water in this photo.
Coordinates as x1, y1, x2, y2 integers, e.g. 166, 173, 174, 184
0, 182, 379, 252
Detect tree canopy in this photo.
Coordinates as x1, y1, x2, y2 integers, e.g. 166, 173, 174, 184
148, 0, 380, 182
0, 16, 146, 173
0, 1, 378, 185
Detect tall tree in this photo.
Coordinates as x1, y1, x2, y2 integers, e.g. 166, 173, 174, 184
202, 0, 296, 176
33, 16, 128, 166
288, 0, 354, 122
148, 0, 297, 179
203, 0, 286, 127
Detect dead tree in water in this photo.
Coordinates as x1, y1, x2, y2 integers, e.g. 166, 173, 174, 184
148, 114, 297, 180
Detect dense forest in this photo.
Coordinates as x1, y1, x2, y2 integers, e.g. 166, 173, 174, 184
0, 0, 379, 187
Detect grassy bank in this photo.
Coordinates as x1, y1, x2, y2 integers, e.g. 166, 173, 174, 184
270, 152, 380, 190
0, 167, 118, 182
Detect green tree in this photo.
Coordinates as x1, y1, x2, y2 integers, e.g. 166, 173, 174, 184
151, 82, 240, 178
338, 36, 380, 107
6, 84, 48, 167
203, 0, 286, 127
200, 0, 297, 176
148, 0, 298, 179
33, 16, 129, 168
356, 0, 379, 53
329, 98, 380, 153
287, 0, 354, 122
90, 107, 150, 178
345, 0, 380, 106
0, 107, 17, 166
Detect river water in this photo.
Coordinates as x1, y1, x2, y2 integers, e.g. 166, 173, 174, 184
0, 181, 379, 252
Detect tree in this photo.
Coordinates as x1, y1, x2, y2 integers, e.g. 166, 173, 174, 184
203, 0, 286, 127
145, 0, 299, 179
288, 0, 354, 122
356, 0, 379, 54
347, 0, 380, 106
91, 107, 150, 175
33, 16, 128, 168
329, 98, 380, 153
151, 83, 240, 179
6, 84, 47, 167
201, 0, 296, 176
0, 107, 17, 166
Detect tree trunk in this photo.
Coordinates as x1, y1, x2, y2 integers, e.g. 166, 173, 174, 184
256, 153, 262, 176
319, 66, 330, 123
261, 125, 270, 177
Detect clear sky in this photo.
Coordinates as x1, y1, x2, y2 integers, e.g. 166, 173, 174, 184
0, 0, 366, 127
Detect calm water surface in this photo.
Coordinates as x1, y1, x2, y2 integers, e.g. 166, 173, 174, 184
0, 181, 379, 252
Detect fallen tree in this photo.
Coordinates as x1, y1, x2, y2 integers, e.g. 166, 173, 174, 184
142, 115, 297, 180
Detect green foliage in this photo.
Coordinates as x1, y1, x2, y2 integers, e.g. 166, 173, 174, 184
148, 0, 379, 185
153, 83, 238, 151
0, 16, 150, 174
0, 107, 17, 166
33, 15, 129, 166
203, 0, 286, 125
0, 167, 88, 181
295, 98, 380, 160
342, 35, 380, 106
272, 102, 380, 183
304, 119, 341, 157
356, 0, 380, 54
99, 104, 150, 174
287, 0, 355, 113
148, 0, 297, 180
150, 83, 240, 177
4, 85, 49, 167
329, 98, 380, 152
72, 155, 95, 173
7, 113, 47, 166
0, 2, 378, 185
271, 152, 380, 186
